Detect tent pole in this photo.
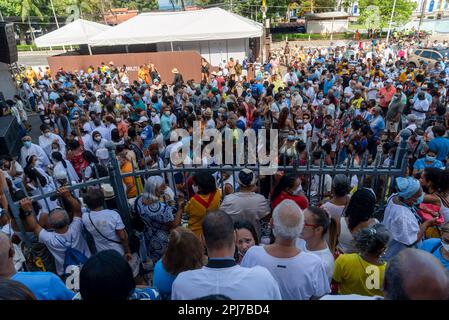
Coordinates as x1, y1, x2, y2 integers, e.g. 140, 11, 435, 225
170, 41, 174, 52
88, 44, 92, 55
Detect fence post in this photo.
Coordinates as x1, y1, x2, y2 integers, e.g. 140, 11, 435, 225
396, 129, 411, 172
105, 142, 131, 230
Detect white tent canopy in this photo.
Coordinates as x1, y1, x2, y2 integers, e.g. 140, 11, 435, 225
35, 19, 111, 47
89, 8, 263, 46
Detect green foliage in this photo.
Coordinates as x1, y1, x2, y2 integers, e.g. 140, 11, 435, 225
20, 0, 44, 22
357, 0, 416, 28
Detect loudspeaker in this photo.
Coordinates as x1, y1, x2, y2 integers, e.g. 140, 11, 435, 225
0, 22, 18, 65
0, 116, 22, 158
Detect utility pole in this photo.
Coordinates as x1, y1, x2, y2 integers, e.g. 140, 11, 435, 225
386, 0, 397, 43
230, 0, 233, 13
49, 0, 60, 28
417, 0, 427, 34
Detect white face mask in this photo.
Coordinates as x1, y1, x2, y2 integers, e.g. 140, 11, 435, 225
292, 184, 303, 195
192, 185, 199, 193
44, 119, 51, 124
44, 132, 51, 138
116, 118, 121, 123
165, 111, 170, 116
151, 112, 157, 117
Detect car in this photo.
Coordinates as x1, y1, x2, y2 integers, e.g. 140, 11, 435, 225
407, 48, 449, 68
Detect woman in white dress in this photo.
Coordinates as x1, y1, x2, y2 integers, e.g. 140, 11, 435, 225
383, 177, 437, 261
51, 151, 80, 183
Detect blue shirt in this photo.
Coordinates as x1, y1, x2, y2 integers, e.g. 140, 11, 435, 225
323, 78, 335, 95
11, 272, 75, 300
428, 137, 449, 162
418, 239, 449, 270
141, 125, 154, 149
153, 260, 177, 299
413, 158, 444, 171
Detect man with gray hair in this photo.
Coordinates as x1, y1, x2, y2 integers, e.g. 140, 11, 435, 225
0, 231, 75, 300
20, 187, 91, 276
241, 199, 330, 299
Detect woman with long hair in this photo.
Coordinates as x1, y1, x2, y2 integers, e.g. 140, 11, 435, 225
234, 220, 260, 264
51, 151, 80, 183
278, 107, 293, 141
331, 188, 378, 254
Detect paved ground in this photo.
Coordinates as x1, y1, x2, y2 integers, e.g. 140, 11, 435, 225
18, 50, 65, 67
27, 114, 44, 143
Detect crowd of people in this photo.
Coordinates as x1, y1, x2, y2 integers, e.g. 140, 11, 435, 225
1, 32, 449, 300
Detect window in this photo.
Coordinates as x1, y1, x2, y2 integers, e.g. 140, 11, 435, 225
420, 51, 433, 59
414, 50, 422, 56
430, 52, 442, 60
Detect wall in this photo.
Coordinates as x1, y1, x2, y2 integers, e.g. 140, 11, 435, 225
156, 38, 249, 66
0, 62, 17, 101
47, 51, 202, 83
306, 20, 349, 34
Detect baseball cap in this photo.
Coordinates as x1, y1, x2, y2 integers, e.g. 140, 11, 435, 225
385, 79, 393, 84
396, 84, 403, 90
138, 116, 149, 123
238, 168, 256, 187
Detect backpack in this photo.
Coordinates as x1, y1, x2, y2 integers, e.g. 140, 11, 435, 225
56, 236, 89, 274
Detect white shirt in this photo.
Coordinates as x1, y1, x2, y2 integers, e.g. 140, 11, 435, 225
412, 99, 430, 120
38, 217, 91, 275
382, 195, 420, 246
81, 134, 94, 153
283, 72, 298, 85
241, 246, 330, 300
93, 126, 110, 142
38, 133, 66, 159
82, 209, 125, 255
296, 238, 334, 282
20, 143, 51, 169
171, 264, 282, 300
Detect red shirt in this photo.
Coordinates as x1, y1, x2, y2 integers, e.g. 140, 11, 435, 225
271, 191, 308, 210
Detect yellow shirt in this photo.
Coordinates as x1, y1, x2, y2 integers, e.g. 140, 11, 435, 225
121, 161, 137, 198
399, 71, 415, 83
185, 189, 222, 237
351, 97, 364, 109
333, 253, 386, 297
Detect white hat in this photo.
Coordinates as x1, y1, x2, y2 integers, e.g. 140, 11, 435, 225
396, 84, 403, 90
96, 148, 109, 160
138, 116, 149, 123
385, 78, 393, 84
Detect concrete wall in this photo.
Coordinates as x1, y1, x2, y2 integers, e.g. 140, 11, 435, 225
306, 20, 349, 34
47, 51, 202, 83
0, 62, 17, 101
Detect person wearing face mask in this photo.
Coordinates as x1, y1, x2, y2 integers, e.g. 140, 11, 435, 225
271, 174, 308, 211
418, 222, 449, 270
38, 125, 66, 159
412, 149, 444, 176
161, 107, 174, 146
20, 136, 50, 170
411, 91, 430, 127
385, 90, 404, 138
91, 131, 107, 155
383, 177, 438, 261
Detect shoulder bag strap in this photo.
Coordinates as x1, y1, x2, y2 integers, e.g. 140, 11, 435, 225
88, 212, 121, 244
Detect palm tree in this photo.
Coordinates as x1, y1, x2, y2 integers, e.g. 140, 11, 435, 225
20, 0, 44, 44
169, 0, 186, 11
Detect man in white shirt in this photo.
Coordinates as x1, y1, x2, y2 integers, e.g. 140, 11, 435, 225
297, 207, 334, 282
220, 169, 270, 236
172, 210, 282, 300
20, 136, 51, 169
283, 67, 298, 85
38, 125, 66, 159
241, 199, 330, 300
412, 91, 429, 127
82, 187, 132, 261
20, 188, 91, 276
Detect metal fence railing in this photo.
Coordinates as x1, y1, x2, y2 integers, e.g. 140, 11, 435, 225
4, 129, 411, 258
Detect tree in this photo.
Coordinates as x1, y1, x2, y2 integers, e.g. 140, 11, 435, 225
358, 0, 416, 29
360, 5, 381, 30
20, 0, 44, 44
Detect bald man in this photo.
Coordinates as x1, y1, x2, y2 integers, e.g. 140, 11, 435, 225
241, 199, 330, 300
0, 232, 75, 300
383, 248, 449, 300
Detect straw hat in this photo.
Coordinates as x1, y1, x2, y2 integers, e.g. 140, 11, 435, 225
172, 68, 179, 74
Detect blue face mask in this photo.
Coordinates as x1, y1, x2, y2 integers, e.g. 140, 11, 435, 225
287, 135, 296, 141
415, 193, 424, 205
426, 155, 436, 162
23, 141, 32, 149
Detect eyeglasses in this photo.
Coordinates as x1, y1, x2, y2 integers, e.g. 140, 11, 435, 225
304, 223, 320, 228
